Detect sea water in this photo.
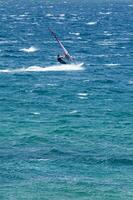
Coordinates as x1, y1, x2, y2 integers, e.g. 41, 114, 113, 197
0, 0, 133, 199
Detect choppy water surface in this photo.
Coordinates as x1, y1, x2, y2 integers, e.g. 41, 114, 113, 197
0, 0, 133, 199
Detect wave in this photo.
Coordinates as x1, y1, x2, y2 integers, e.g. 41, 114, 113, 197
59, 14, 65, 17
0, 63, 84, 74
69, 32, 80, 36
0, 40, 18, 44
31, 112, 40, 115
97, 40, 117, 46
89, 54, 108, 58
103, 31, 112, 36
78, 93, 88, 96
75, 156, 133, 166
69, 110, 78, 114
99, 12, 112, 15
86, 21, 97, 25
46, 13, 54, 17
128, 80, 133, 85
107, 158, 133, 166
78, 93, 88, 100
104, 63, 120, 67
19, 46, 39, 53
56, 22, 63, 24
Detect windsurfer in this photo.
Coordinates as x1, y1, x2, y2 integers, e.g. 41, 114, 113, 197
57, 54, 67, 64
48, 28, 73, 64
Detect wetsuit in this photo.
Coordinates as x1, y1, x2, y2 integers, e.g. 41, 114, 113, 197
57, 56, 67, 64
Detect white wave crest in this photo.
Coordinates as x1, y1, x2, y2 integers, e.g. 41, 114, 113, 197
69, 110, 78, 114
59, 14, 65, 17
56, 22, 63, 24
46, 13, 54, 17
77, 93, 88, 99
86, 21, 97, 25
20, 46, 38, 53
32, 112, 40, 115
0, 63, 84, 74
104, 64, 120, 67
99, 12, 112, 15
104, 31, 112, 36
69, 32, 80, 36
78, 93, 88, 96
97, 40, 117, 46
128, 80, 133, 84
0, 40, 17, 44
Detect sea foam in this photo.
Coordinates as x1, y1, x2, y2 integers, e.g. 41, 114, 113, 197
69, 32, 80, 36
46, 13, 54, 17
0, 63, 84, 74
86, 21, 97, 25
128, 80, 133, 85
78, 93, 88, 96
20, 46, 38, 53
104, 64, 120, 67
99, 12, 112, 15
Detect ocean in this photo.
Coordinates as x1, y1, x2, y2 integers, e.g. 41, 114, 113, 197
0, 0, 133, 199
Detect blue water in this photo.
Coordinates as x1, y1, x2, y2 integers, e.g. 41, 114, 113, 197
0, 0, 133, 199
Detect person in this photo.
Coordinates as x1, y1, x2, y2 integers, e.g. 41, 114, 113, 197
57, 54, 67, 64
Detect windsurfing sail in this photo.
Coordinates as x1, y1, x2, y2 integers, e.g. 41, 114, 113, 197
48, 28, 73, 61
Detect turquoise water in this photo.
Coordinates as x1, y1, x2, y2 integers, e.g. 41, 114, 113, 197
0, 0, 133, 199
